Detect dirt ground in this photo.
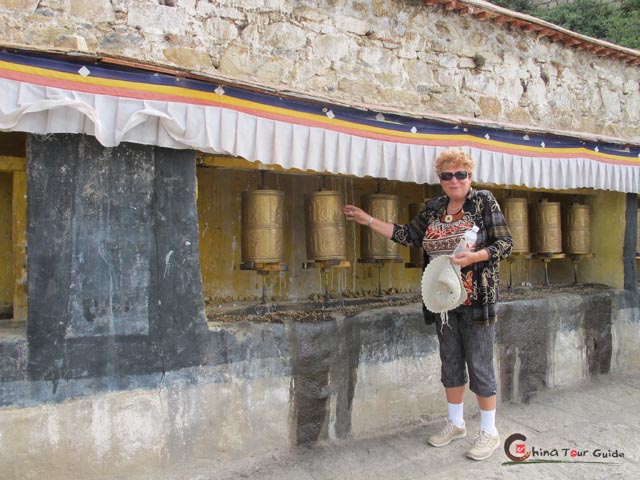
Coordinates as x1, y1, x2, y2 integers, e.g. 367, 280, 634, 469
206, 283, 613, 324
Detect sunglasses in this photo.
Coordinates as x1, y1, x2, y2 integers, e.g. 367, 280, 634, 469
439, 170, 470, 181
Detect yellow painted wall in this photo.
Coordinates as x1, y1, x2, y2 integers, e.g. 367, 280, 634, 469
196, 159, 424, 306
0, 172, 12, 311
1, 152, 27, 319
197, 158, 627, 307
1, 144, 627, 319
492, 189, 625, 289
580, 191, 625, 289
0, 133, 628, 321
494, 190, 578, 288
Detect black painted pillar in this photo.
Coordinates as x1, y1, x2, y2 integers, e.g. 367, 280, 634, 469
624, 192, 638, 291
26, 134, 206, 384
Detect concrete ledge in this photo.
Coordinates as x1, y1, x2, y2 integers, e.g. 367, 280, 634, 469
1, 287, 639, 479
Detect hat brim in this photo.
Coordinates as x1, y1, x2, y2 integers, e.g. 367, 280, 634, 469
421, 255, 467, 313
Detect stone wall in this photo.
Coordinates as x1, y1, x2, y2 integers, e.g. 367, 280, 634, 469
2, 288, 639, 479
0, 0, 638, 143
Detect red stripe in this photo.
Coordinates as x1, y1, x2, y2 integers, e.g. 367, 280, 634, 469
1, 67, 638, 166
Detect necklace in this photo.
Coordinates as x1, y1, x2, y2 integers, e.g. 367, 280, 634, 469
443, 206, 463, 223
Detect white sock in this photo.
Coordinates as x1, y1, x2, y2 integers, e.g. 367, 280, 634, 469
447, 402, 465, 428
480, 409, 498, 435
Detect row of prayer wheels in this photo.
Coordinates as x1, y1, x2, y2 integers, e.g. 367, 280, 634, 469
502, 198, 591, 255
407, 198, 592, 269
240, 189, 592, 266
241, 189, 401, 265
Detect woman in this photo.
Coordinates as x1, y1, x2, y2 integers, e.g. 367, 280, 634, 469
343, 149, 512, 461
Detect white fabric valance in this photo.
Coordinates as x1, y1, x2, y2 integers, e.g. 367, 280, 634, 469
1, 51, 639, 193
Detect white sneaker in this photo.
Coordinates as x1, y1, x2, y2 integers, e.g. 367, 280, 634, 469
428, 419, 467, 447
466, 429, 500, 460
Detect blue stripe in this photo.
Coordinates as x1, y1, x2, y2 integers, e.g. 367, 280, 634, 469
1, 49, 638, 159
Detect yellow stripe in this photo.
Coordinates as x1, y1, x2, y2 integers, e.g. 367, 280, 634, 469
0, 59, 638, 163
0, 59, 333, 122
1, 59, 442, 139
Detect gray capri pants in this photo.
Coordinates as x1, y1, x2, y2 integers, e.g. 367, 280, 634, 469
435, 306, 497, 397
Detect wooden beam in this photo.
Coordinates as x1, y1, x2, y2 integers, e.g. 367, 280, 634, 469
475, 11, 498, 20
537, 29, 555, 39
521, 24, 545, 33
0, 156, 26, 172
563, 38, 581, 47
443, 1, 458, 11
510, 20, 528, 29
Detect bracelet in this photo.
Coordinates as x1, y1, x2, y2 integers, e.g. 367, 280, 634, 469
367, 216, 374, 226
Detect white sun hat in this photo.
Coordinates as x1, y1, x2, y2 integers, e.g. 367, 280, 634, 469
421, 255, 467, 314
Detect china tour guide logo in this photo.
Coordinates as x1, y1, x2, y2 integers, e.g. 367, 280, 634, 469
503, 433, 625, 466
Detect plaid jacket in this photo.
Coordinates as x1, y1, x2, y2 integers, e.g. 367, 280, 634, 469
392, 188, 513, 326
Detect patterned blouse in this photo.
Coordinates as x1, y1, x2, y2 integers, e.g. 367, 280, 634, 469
392, 188, 513, 326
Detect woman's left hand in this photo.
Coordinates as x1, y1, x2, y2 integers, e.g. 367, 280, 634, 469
451, 250, 486, 268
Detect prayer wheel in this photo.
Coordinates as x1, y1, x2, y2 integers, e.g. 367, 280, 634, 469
361, 194, 400, 259
305, 190, 347, 261
502, 198, 530, 254
564, 203, 591, 254
408, 202, 426, 268
241, 189, 285, 263
534, 199, 562, 254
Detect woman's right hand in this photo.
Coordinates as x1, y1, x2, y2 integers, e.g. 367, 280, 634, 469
344, 204, 394, 239
343, 204, 370, 225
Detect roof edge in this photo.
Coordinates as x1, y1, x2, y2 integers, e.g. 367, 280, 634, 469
426, 0, 640, 64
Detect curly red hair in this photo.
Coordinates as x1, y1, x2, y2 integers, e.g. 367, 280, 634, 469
434, 149, 475, 176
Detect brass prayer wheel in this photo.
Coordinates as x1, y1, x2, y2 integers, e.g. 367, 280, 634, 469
408, 202, 426, 268
241, 189, 285, 263
564, 203, 591, 254
361, 194, 400, 260
502, 198, 530, 254
534, 199, 562, 254
305, 190, 347, 261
